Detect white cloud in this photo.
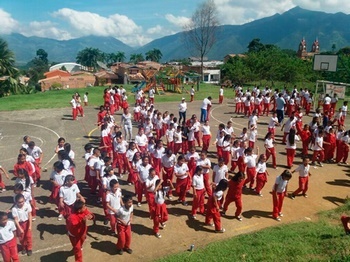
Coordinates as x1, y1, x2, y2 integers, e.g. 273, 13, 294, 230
0, 9, 19, 34
20, 21, 72, 40
52, 8, 145, 46
147, 25, 163, 34
165, 14, 191, 28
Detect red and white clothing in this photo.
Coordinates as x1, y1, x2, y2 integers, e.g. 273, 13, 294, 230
0, 220, 18, 262
135, 134, 148, 152
192, 174, 205, 215
174, 163, 189, 202
213, 164, 228, 185
255, 161, 268, 194
244, 154, 257, 188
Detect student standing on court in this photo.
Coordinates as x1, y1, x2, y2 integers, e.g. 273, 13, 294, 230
290, 157, 311, 199
178, 98, 187, 124
66, 200, 94, 262
0, 164, 9, 192
106, 179, 123, 234
243, 147, 259, 190
222, 171, 245, 221
200, 97, 212, 123
191, 166, 205, 219
272, 170, 292, 221
276, 93, 286, 124
190, 86, 195, 102
12, 194, 33, 256
0, 211, 19, 262
219, 86, 224, 104
116, 195, 133, 255
255, 154, 269, 196
174, 155, 190, 206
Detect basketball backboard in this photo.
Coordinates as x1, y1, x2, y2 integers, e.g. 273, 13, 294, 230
313, 54, 338, 72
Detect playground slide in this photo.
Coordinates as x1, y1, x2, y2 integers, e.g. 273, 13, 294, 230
142, 82, 154, 92
131, 81, 146, 93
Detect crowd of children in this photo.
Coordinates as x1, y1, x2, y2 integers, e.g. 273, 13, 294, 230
1, 84, 350, 261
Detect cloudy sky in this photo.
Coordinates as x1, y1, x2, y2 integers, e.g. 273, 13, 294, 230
0, 0, 349, 46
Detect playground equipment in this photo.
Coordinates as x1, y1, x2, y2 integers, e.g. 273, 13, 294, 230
131, 81, 146, 93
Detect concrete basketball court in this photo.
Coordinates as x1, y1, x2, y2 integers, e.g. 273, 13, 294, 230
0, 97, 349, 262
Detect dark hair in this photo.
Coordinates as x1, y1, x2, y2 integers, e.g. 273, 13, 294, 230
57, 150, 75, 167
109, 179, 119, 188
15, 193, 24, 203
281, 170, 292, 180
84, 143, 93, 152
232, 172, 245, 181
177, 155, 185, 162
103, 156, 111, 164
53, 161, 64, 171
104, 166, 114, 177
58, 137, 65, 144
195, 166, 203, 174
17, 168, 30, 189
20, 148, 28, 154
64, 143, 71, 154
0, 211, 7, 220
14, 183, 24, 192
73, 200, 85, 212
64, 175, 75, 185
264, 132, 272, 140
215, 179, 228, 192
28, 141, 35, 147
288, 129, 296, 145
123, 195, 133, 203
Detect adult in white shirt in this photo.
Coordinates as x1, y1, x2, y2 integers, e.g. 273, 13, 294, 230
178, 98, 187, 124
200, 96, 212, 123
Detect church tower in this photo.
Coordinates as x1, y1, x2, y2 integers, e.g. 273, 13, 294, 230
297, 38, 308, 59
311, 38, 320, 53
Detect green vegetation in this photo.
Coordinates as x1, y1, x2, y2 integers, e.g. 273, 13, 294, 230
159, 201, 350, 262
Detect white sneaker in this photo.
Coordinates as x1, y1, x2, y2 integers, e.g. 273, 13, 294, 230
155, 233, 162, 238
137, 202, 141, 207
58, 214, 63, 221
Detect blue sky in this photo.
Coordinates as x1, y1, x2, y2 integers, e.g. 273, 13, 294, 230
0, 0, 349, 46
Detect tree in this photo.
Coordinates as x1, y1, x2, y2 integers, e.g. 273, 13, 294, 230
183, 0, 218, 81
76, 47, 102, 70
36, 49, 48, 64
247, 38, 265, 53
145, 48, 163, 62
129, 53, 144, 64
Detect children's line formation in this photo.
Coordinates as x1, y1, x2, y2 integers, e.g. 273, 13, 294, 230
0, 84, 349, 262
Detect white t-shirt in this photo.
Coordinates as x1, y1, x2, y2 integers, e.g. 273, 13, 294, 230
162, 154, 176, 168
244, 154, 257, 168
201, 125, 211, 135
106, 189, 122, 214
192, 174, 204, 190
324, 96, 331, 105
155, 187, 170, 205
50, 170, 69, 186
102, 175, 118, 191
59, 184, 80, 206
174, 163, 189, 179
213, 164, 228, 184
12, 203, 32, 222
0, 220, 16, 244
201, 98, 211, 109
273, 176, 288, 193
174, 131, 182, 144
196, 158, 211, 174
313, 136, 324, 151
135, 134, 148, 147
88, 157, 102, 177
268, 117, 278, 129
27, 146, 42, 160
286, 135, 299, 149
294, 164, 310, 177
137, 164, 153, 183
265, 138, 274, 149
179, 102, 187, 112
145, 175, 159, 192
256, 162, 267, 173
219, 88, 224, 96
116, 205, 133, 225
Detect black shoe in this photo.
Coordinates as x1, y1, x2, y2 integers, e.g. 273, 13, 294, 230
116, 249, 124, 255
27, 250, 32, 256
124, 248, 133, 254
103, 219, 109, 225
21, 249, 26, 255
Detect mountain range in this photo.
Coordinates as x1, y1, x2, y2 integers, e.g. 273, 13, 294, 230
1, 6, 350, 65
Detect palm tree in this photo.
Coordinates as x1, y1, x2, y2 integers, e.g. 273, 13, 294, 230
0, 38, 21, 97
115, 51, 126, 62
129, 53, 144, 64
76, 47, 102, 70
145, 48, 163, 62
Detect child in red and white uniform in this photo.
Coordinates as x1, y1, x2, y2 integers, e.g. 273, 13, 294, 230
0, 165, 9, 192
100, 123, 112, 157
0, 211, 19, 262
59, 175, 85, 220
75, 93, 84, 117
185, 147, 199, 177
230, 140, 239, 173
222, 135, 231, 165
70, 95, 78, 120
213, 158, 228, 186
255, 154, 269, 196
336, 130, 350, 164
264, 132, 277, 169
214, 130, 225, 159
311, 130, 325, 167
15, 169, 36, 220
186, 122, 196, 149
106, 179, 122, 234
88, 148, 103, 195
268, 112, 279, 140
290, 157, 311, 199
254, 94, 263, 116
281, 115, 296, 144
153, 179, 172, 238
135, 128, 148, 153
116, 195, 133, 255
27, 141, 43, 185
196, 151, 212, 197
154, 113, 164, 139
174, 126, 183, 155
248, 125, 257, 149
12, 194, 32, 256
165, 123, 175, 152
272, 170, 292, 221
113, 136, 129, 175
13, 154, 35, 180
174, 155, 190, 206
145, 168, 160, 216
222, 171, 245, 221
101, 165, 118, 224
234, 95, 242, 114
296, 124, 311, 157
161, 150, 176, 199
190, 86, 195, 102
243, 147, 259, 190
191, 166, 205, 218
219, 86, 224, 104
285, 128, 299, 168
49, 161, 68, 216
237, 141, 247, 172
136, 156, 152, 207
66, 200, 94, 262
263, 94, 271, 116
323, 128, 336, 162
126, 142, 138, 183
133, 104, 141, 122
205, 179, 228, 233
244, 95, 252, 117
152, 140, 165, 175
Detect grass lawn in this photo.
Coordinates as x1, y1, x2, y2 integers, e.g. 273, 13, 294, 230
158, 202, 350, 262
0, 83, 221, 111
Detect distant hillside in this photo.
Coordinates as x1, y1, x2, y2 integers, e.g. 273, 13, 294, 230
0, 34, 134, 65
2, 6, 350, 64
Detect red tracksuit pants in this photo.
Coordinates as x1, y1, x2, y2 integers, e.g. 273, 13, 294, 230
18, 221, 32, 251
266, 147, 276, 168
272, 192, 285, 218
223, 196, 242, 217
191, 189, 205, 215
205, 197, 222, 231
255, 172, 267, 194
0, 237, 19, 262
116, 223, 131, 250
292, 176, 309, 196
244, 167, 256, 189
